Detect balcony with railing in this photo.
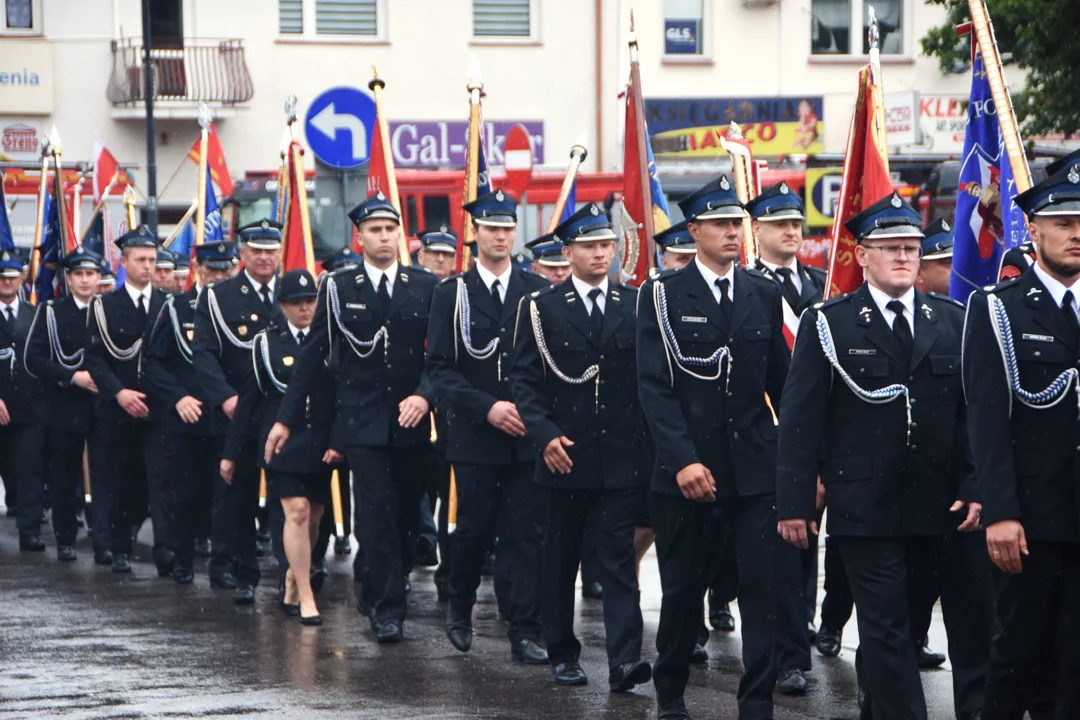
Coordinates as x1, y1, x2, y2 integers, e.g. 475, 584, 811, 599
107, 38, 254, 119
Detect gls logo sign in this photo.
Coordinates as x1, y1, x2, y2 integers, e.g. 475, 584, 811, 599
666, 27, 696, 44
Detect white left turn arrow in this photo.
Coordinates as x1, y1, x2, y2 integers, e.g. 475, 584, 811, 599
309, 102, 368, 162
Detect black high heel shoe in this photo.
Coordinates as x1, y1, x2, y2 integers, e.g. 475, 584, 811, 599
301, 613, 322, 626
281, 601, 300, 617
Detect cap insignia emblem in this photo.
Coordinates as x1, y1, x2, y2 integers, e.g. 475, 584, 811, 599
590, 205, 599, 216
218, 244, 225, 252
942, 220, 950, 232
779, 183, 789, 195
299, 275, 309, 287
495, 189, 505, 201
1069, 165, 1080, 185
719, 176, 730, 191
891, 194, 902, 208
376, 191, 386, 200
261, 220, 269, 230
440, 224, 449, 233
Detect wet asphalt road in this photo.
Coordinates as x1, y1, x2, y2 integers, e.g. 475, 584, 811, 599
0, 517, 961, 720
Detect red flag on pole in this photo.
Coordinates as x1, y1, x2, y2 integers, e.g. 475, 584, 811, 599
280, 141, 309, 273
92, 138, 119, 203
188, 123, 235, 196
824, 65, 893, 298
367, 110, 389, 198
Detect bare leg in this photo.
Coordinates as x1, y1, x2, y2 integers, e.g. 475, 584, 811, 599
281, 496, 316, 617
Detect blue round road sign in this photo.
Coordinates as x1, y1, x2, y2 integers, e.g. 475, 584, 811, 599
304, 87, 377, 170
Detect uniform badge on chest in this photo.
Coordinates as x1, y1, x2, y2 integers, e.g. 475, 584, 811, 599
238, 325, 248, 336
283, 356, 294, 367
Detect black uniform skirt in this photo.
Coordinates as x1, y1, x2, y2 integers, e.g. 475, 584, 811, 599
266, 469, 332, 506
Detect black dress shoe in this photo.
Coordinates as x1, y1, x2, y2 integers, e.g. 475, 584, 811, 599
815, 627, 842, 657
446, 605, 473, 652
233, 585, 255, 604
93, 549, 113, 565
609, 659, 651, 692
916, 637, 946, 669
56, 544, 76, 562
414, 536, 439, 567
657, 696, 692, 720
19, 534, 45, 552
553, 661, 588, 686
777, 668, 808, 696
582, 580, 603, 599
154, 549, 176, 578
333, 536, 351, 556
194, 538, 212, 557
377, 619, 403, 644
690, 643, 708, 664
210, 572, 238, 590
173, 566, 195, 585
709, 602, 735, 632
512, 639, 549, 664
301, 613, 322, 626
310, 563, 328, 595
112, 553, 132, 574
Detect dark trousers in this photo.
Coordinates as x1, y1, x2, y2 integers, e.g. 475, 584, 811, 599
820, 534, 854, 631
347, 445, 426, 623
449, 461, 544, 645
775, 538, 813, 672
804, 530, 819, 623
91, 419, 168, 557
171, 433, 220, 569
0, 423, 44, 536
580, 522, 604, 588
45, 428, 88, 545
836, 536, 928, 720
543, 486, 643, 669
209, 437, 260, 587
652, 491, 778, 718
143, 423, 176, 563
983, 540, 1080, 720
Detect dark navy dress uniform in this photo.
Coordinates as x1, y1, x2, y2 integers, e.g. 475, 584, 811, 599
145, 242, 237, 581
964, 164, 1080, 719
278, 194, 437, 635
24, 247, 100, 555
778, 194, 984, 720
83, 227, 171, 571
511, 204, 649, 689
426, 189, 549, 658
0, 251, 45, 548
192, 222, 284, 591
638, 175, 790, 720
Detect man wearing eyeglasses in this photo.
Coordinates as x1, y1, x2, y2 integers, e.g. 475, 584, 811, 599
777, 192, 981, 720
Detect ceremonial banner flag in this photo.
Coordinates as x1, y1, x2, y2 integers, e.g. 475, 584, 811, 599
949, 50, 1029, 299
622, 76, 671, 286
824, 65, 893, 298
36, 178, 67, 300
92, 139, 119, 203
281, 141, 311, 273
82, 212, 106, 257
0, 175, 14, 253
201, 166, 224, 246
170, 219, 196, 259
560, 178, 577, 224
188, 123, 235, 196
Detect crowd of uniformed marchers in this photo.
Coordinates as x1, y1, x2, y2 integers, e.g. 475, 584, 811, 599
3, 151, 1080, 720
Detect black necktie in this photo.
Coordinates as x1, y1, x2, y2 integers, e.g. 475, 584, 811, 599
588, 287, 604, 336
2, 305, 12, 323
297, 330, 306, 346
137, 294, 146, 315
260, 284, 273, 311
491, 279, 503, 316
715, 278, 732, 326
775, 267, 800, 309
377, 274, 391, 314
1063, 291, 1079, 346
887, 300, 913, 366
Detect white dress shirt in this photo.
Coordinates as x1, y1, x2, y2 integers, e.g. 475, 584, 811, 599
1034, 263, 1080, 319
73, 296, 89, 311
123, 282, 152, 312
287, 321, 308, 345
475, 260, 512, 303
694, 257, 735, 304
572, 275, 609, 315
760, 258, 803, 294
244, 270, 277, 304
365, 260, 399, 298
0, 296, 20, 320
867, 283, 916, 338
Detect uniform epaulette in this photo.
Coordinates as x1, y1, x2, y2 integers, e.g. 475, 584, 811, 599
806, 265, 828, 279
519, 267, 546, 281
439, 272, 465, 286
814, 293, 853, 310
530, 283, 562, 300
614, 281, 638, 294
926, 291, 964, 308
654, 268, 681, 282
412, 265, 434, 275
978, 276, 1022, 294
742, 266, 772, 281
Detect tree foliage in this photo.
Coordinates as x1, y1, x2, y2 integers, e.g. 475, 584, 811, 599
921, 0, 1080, 139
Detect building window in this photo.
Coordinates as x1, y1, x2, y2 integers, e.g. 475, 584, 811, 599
473, 0, 531, 38
663, 0, 705, 57
2, 0, 41, 35
316, 0, 377, 36
279, 0, 303, 34
811, 0, 906, 56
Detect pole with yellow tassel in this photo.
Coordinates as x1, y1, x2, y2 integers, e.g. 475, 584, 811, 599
460, 65, 484, 273
546, 142, 588, 234
369, 68, 409, 266
123, 184, 138, 231
195, 103, 211, 247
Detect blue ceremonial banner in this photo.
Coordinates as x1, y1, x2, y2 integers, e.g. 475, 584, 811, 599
203, 166, 224, 243
36, 186, 66, 300
83, 213, 106, 257
171, 219, 195, 259
950, 51, 1029, 301
0, 175, 14, 253
560, 179, 577, 224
